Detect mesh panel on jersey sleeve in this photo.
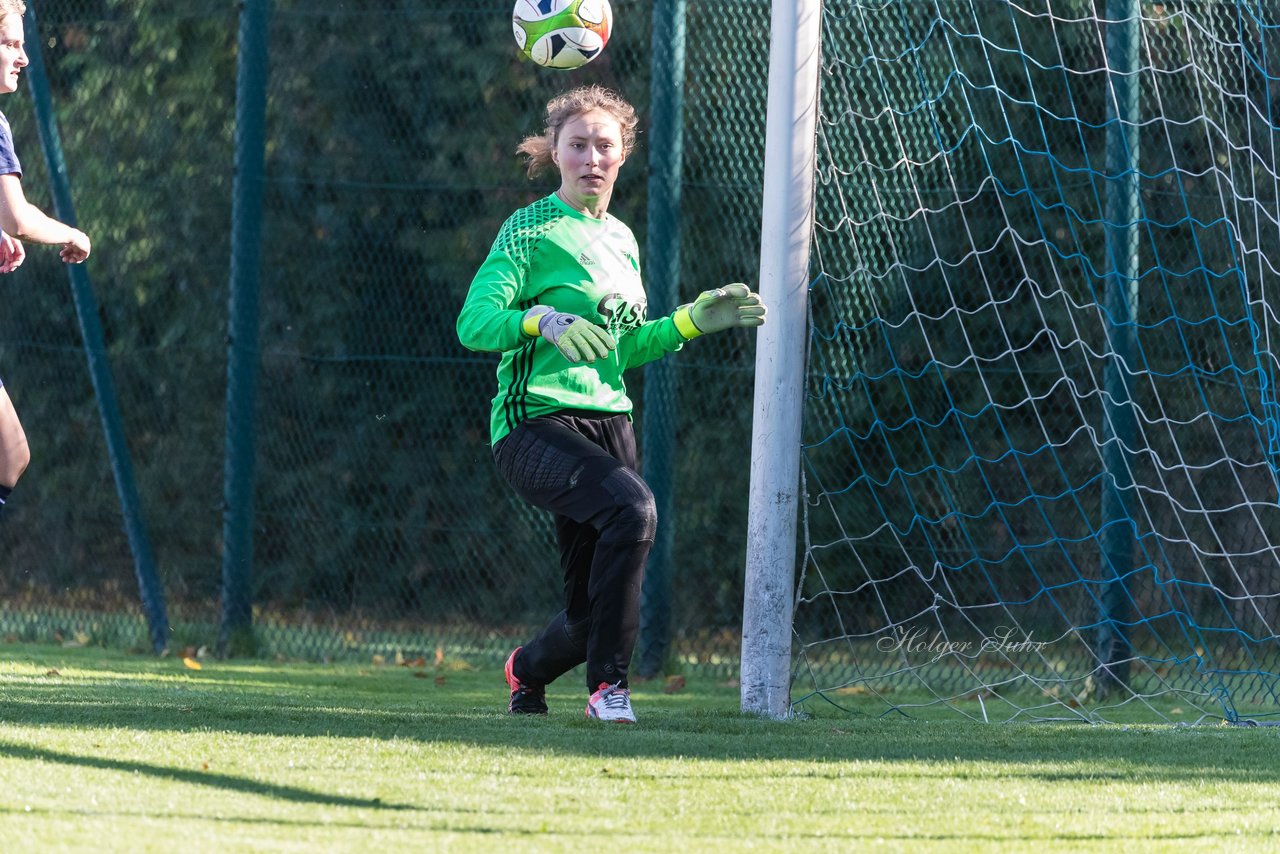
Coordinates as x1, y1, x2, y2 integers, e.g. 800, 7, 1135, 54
490, 196, 563, 282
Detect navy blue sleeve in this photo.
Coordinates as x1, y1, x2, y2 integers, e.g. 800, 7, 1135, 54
0, 111, 22, 178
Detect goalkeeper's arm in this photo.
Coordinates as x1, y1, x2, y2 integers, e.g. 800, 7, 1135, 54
616, 283, 768, 370
671, 283, 767, 339
457, 250, 617, 363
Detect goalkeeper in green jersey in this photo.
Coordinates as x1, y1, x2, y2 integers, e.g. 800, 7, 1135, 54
457, 85, 765, 724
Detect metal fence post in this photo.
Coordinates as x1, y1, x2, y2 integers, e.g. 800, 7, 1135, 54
23, 4, 169, 655
637, 0, 689, 680
220, 0, 270, 656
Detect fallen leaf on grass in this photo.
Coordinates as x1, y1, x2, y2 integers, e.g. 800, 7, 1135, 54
434, 676, 446, 686
663, 675, 687, 694
411, 670, 428, 679
182, 657, 202, 670
44, 669, 60, 677
400, 657, 427, 668
835, 684, 892, 696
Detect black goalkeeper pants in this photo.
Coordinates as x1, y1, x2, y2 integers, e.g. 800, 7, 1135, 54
493, 409, 656, 691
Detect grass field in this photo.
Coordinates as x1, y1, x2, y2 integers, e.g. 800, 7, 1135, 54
2, 644, 1279, 851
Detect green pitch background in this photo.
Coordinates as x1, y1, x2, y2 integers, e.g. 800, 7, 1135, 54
1, 644, 1278, 850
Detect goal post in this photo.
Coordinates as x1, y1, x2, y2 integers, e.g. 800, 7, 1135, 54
741, 0, 824, 719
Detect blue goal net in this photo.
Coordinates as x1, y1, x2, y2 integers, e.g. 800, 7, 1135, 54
797, 0, 1280, 723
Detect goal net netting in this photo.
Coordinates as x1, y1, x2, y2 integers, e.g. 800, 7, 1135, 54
797, 0, 1280, 723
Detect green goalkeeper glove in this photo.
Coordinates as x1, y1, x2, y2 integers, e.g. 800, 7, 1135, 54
522, 306, 617, 364
671, 283, 767, 339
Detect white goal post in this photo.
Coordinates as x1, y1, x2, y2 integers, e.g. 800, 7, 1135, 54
741, 0, 824, 719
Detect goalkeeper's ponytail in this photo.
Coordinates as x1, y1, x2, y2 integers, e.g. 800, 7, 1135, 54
516, 134, 556, 179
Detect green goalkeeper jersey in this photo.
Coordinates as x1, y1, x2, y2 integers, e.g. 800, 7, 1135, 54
457, 193, 687, 446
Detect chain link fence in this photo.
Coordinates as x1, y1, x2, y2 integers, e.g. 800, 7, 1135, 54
0, 0, 769, 672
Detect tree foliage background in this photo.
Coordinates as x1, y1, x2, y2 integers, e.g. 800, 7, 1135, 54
0, 0, 770, 660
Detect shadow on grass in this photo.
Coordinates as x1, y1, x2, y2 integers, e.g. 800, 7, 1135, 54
4, 645, 1280, 782
0, 739, 417, 811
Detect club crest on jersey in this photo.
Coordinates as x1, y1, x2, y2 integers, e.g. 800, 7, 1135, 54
597, 294, 647, 330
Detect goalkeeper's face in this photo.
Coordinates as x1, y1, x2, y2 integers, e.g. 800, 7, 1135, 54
552, 109, 627, 214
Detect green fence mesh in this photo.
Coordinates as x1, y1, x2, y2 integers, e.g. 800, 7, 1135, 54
0, 0, 769, 670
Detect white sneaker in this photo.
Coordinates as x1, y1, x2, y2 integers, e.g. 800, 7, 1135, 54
585, 681, 636, 724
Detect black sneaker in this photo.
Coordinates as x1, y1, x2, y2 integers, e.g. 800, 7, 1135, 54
505, 647, 547, 715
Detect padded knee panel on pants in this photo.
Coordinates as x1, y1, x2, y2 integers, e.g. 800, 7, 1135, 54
596, 466, 657, 543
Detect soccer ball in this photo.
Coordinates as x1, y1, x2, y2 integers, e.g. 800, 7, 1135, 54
513, 0, 612, 70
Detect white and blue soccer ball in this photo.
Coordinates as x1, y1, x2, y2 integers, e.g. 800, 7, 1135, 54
513, 0, 613, 70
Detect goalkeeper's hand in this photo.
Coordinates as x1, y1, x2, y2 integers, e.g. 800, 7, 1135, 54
522, 306, 617, 363
671, 283, 767, 339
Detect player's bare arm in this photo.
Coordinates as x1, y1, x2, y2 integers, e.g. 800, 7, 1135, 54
0, 171, 89, 263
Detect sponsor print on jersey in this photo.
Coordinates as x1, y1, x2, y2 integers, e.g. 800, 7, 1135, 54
597, 293, 648, 331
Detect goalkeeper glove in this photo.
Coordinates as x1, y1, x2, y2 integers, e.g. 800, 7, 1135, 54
671, 283, 767, 339
522, 306, 617, 364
